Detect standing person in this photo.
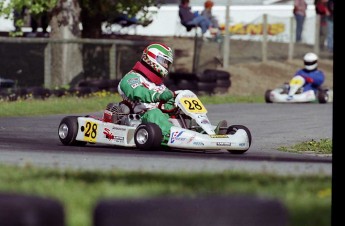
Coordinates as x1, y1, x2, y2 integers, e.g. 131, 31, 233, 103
315, 0, 329, 50
293, 52, 325, 94
117, 43, 176, 145
293, 0, 308, 43
178, 0, 211, 34
326, 0, 333, 52
201, 0, 219, 34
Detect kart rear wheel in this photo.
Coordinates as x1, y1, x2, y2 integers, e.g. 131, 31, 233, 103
226, 125, 252, 154
264, 90, 272, 103
58, 116, 86, 146
317, 90, 328, 104
134, 123, 163, 150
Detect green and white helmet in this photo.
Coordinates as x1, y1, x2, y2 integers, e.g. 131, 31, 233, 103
141, 43, 174, 78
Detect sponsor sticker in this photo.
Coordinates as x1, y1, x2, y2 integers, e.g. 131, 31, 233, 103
170, 131, 187, 143
131, 83, 140, 89
127, 77, 140, 84
209, 135, 228, 138
103, 128, 114, 140
216, 142, 231, 146
193, 141, 204, 146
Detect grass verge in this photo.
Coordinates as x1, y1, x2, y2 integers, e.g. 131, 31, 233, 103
0, 164, 331, 226
0, 93, 264, 117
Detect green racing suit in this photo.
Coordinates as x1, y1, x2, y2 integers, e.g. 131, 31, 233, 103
118, 70, 175, 144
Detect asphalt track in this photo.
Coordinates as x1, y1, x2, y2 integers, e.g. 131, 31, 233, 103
0, 103, 332, 176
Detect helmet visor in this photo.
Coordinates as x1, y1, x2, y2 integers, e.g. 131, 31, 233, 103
304, 60, 317, 66
156, 55, 172, 70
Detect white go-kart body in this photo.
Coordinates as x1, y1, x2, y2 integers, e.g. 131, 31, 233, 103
265, 75, 333, 104
58, 90, 252, 154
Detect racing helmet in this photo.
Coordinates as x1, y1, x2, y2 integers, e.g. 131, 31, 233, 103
303, 52, 318, 71
141, 43, 174, 78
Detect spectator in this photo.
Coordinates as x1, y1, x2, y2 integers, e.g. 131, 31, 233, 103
314, 0, 329, 50
201, 0, 219, 34
293, 0, 307, 42
326, 0, 333, 52
178, 0, 211, 34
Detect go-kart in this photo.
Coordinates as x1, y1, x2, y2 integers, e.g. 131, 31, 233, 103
58, 90, 252, 154
264, 75, 333, 104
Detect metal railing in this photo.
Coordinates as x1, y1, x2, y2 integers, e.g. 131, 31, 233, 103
0, 36, 148, 88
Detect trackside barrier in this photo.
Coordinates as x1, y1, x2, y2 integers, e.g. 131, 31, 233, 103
93, 195, 289, 226
0, 193, 65, 226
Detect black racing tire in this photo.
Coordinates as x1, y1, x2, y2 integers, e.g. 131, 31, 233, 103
265, 90, 273, 103
226, 125, 252, 154
317, 90, 328, 104
197, 71, 217, 83
69, 86, 93, 97
93, 195, 288, 226
213, 87, 229, 94
58, 116, 86, 146
27, 87, 51, 99
216, 79, 231, 88
52, 88, 67, 97
197, 82, 215, 93
134, 123, 163, 150
169, 72, 197, 81
203, 69, 231, 80
0, 193, 65, 226
175, 79, 198, 93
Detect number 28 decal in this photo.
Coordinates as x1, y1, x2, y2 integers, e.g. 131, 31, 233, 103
83, 121, 98, 142
180, 97, 207, 113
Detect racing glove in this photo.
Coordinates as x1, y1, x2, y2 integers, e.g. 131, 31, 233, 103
154, 89, 175, 102
303, 76, 314, 83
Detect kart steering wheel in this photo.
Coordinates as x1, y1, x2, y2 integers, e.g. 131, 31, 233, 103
157, 90, 180, 114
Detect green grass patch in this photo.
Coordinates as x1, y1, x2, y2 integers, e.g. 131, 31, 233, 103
278, 139, 332, 155
0, 93, 263, 117
0, 164, 331, 226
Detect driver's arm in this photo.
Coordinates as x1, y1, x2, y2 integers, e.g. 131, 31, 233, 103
119, 73, 173, 103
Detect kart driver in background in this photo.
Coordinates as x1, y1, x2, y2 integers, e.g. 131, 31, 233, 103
293, 52, 325, 93
117, 43, 176, 145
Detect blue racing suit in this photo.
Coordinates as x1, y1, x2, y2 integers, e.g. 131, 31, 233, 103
293, 69, 325, 93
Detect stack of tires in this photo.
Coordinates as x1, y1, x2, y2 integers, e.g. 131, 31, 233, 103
165, 69, 231, 95
70, 78, 120, 97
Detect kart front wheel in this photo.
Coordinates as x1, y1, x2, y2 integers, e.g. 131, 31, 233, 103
134, 123, 163, 150
226, 125, 252, 154
58, 116, 86, 146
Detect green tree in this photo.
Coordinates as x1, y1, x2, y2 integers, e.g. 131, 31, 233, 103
0, 0, 160, 38
0, 0, 161, 86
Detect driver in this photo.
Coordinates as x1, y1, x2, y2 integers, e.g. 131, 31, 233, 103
117, 43, 176, 145
292, 52, 325, 93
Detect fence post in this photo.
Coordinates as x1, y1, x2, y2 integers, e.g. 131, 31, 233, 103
44, 43, 52, 88
261, 14, 268, 62
313, 14, 320, 55
109, 44, 116, 80
222, 0, 231, 69
288, 16, 294, 61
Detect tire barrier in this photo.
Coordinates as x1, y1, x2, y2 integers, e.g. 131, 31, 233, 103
167, 69, 231, 95
0, 69, 231, 102
93, 195, 288, 226
0, 193, 65, 226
